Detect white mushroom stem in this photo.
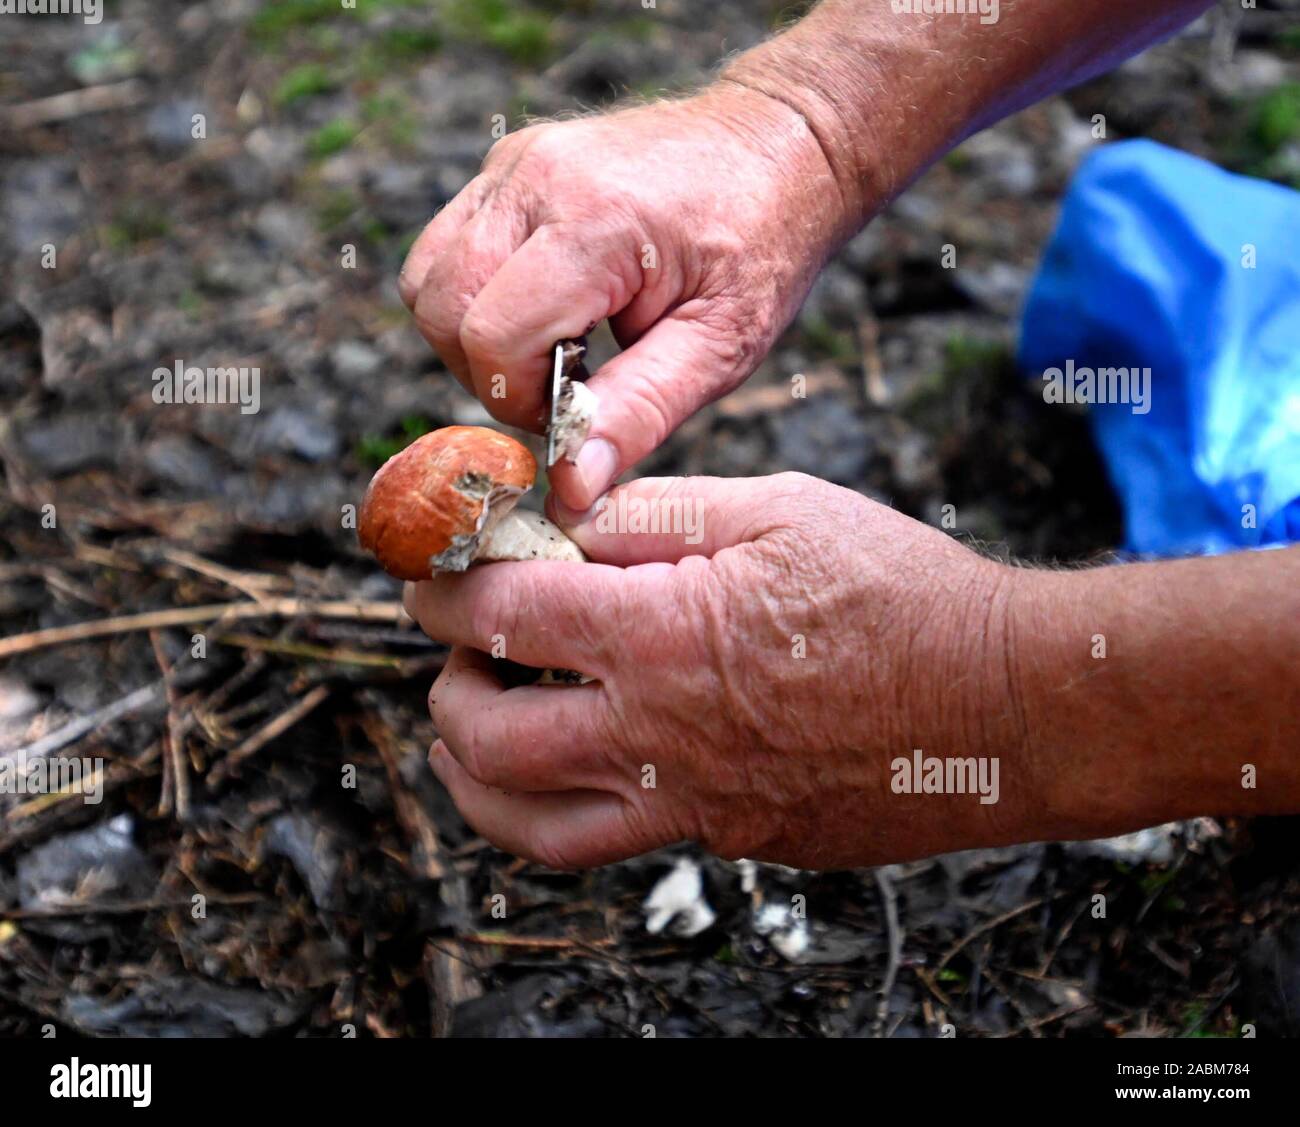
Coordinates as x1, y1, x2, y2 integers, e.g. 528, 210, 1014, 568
478, 508, 585, 564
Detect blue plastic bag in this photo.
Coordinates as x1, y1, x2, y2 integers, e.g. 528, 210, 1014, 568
1018, 140, 1300, 557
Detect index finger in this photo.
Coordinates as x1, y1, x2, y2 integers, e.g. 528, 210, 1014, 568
404, 558, 629, 676
457, 222, 641, 430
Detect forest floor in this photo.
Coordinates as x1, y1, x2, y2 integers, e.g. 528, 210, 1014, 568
1, 0, 1299, 1036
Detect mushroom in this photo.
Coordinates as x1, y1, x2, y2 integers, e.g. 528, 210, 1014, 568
358, 425, 584, 580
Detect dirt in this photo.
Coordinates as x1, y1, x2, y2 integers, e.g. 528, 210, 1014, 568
1, 0, 1299, 1037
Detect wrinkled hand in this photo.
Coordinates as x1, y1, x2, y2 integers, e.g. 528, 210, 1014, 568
398, 87, 846, 511
404, 474, 1041, 870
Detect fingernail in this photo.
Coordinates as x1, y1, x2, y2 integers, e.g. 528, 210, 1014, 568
402, 582, 417, 620
548, 494, 592, 529
572, 437, 618, 508
398, 259, 423, 309
429, 739, 448, 775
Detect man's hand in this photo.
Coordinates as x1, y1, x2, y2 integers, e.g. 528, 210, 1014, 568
398, 88, 847, 511
404, 474, 1031, 869
398, 0, 1214, 516
404, 477, 1300, 871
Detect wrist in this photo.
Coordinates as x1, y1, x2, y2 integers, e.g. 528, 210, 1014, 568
717, 3, 952, 231
1004, 557, 1300, 840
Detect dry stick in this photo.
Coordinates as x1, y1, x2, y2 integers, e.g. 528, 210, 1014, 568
0, 598, 407, 661
935, 896, 1050, 974
214, 632, 431, 671
206, 684, 331, 787
1, 750, 161, 862
872, 867, 903, 1038
149, 629, 190, 821
8, 682, 165, 760
457, 933, 613, 951
152, 545, 291, 603
359, 709, 483, 1036
0, 892, 264, 921
1, 79, 149, 129
5, 761, 105, 821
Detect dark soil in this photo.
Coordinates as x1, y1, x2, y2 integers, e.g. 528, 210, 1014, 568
1, 0, 1298, 1038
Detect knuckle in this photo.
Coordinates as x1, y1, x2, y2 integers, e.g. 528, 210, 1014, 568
452, 715, 495, 786
458, 305, 503, 359
515, 126, 569, 179
467, 573, 514, 649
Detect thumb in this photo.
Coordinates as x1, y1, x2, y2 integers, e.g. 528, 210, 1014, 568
546, 476, 783, 566
548, 311, 752, 511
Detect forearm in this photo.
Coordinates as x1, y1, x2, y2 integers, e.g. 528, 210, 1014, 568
1011, 548, 1300, 839
719, 0, 1214, 232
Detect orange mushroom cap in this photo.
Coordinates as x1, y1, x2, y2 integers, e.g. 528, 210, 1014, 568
358, 426, 536, 580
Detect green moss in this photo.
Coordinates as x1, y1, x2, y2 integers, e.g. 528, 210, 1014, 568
944, 149, 972, 172
444, 0, 553, 67
354, 415, 433, 467
375, 25, 443, 59
250, 0, 425, 47
1249, 83, 1300, 155
308, 118, 362, 158
274, 63, 337, 106
802, 312, 858, 364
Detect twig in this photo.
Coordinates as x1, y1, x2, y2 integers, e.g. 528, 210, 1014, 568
152, 545, 290, 604
5, 761, 104, 821
6, 682, 164, 760
936, 897, 1049, 973
206, 684, 331, 786
0, 893, 264, 921
458, 933, 614, 950
1038, 897, 1092, 976
215, 632, 433, 672
359, 707, 484, 1036
0, 598, 406, 660
872, 867, 903, 1038
149, 630, 190, 821
1, 79, 149, 130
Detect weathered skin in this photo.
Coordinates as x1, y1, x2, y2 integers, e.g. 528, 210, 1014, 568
394, 0, 1300, 870
399, 0, 1216, 512
405, 476, 1300, 870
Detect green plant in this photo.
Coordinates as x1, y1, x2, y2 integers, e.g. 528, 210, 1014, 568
274, 63, 337, 106
251, 0, 425, 46
308, 118, 362, 158
354, 415, 433, 467
1249, 83, 1300, 155
374, 26, 443, 60
444, 0, 553, 67
802, 312, 858, 364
